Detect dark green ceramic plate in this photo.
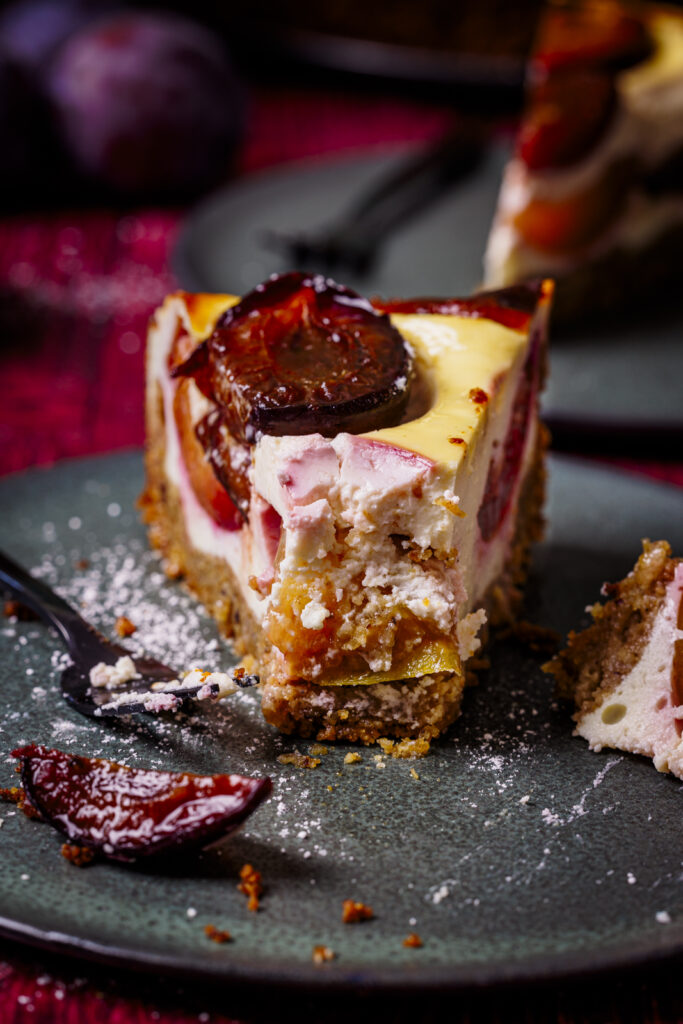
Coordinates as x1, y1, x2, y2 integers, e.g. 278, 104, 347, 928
174, 147, 683, 434
0, 452, 682, 993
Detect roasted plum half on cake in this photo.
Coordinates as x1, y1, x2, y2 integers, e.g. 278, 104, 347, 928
142, 273, 553, 745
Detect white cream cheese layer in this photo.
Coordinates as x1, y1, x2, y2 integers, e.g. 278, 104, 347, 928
576, 564, 683, 778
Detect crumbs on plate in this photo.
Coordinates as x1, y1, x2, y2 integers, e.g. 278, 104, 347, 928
341, 899, 374, 924
114, 615, 137, 637
61, 843, 96, 867
238, 863, 263, 912
204, 924, 232, 944
278, 752, 321, 769
312, 945, 336, 964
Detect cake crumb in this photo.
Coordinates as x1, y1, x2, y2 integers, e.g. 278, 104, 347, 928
61, 844, 95, 867
278, 752, 321, 769
240, 655, 258, 676
434, 496, 466, 518
309, 744, 328, 756
3, 600, 37, 621
238, 864, 263, 912
469, 387, 488, 405
341, 899, 374, 924
312, 945, 336, 964
0, 786, 41, 820
114, 616, 137, 638
377, 736, 431, 760
403, 933, 423, 948
204, 924, 232, 944
89, 655, 138, 689
498, 620, 561, 654
409, 767, 420, 780
344, 752, 362, 764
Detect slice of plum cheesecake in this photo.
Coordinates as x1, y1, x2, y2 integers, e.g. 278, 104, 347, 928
141, 272, 552, 743
545, 539, 683, 779
483, 0, 683, 323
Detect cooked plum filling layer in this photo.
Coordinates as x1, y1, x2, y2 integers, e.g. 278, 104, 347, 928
478, 335, 539, 542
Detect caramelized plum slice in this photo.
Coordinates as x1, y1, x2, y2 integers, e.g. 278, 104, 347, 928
12, 744, 271, 862
534, 1, 651, 73
673, 597, 683, 737
519, 70, 616, 171
173, 379, 242, 530
513, 158, 634, 252
478, 339, 539, 542
196, 410, 252, 520
376, 281, 548, 332
173, 272, 413, 443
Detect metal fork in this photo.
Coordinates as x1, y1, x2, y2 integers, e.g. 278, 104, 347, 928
262, 119, 486, 275
0, 549, 257, 718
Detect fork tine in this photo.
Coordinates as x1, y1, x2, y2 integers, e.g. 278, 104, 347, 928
260, 122, 486, 275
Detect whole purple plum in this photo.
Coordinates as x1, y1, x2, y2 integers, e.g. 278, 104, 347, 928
45, 12, 245, 198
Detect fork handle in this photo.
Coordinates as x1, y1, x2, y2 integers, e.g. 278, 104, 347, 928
0, 549, 125, 664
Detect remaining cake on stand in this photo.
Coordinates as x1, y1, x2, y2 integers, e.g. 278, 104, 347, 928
141, 273, 552, 745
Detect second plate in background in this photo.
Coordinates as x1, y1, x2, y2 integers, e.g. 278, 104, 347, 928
174, 146, 683, 436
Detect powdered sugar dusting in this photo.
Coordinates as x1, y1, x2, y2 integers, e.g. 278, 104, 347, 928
1, 462, 682, 967
32, 538, 236, 680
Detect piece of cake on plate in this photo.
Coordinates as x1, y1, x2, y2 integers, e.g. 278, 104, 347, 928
545, 540, 683, 778
483, 0, 683, 322
141, 272, 552, 744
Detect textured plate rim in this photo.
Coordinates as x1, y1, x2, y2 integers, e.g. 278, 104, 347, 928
0, 906, 681, 996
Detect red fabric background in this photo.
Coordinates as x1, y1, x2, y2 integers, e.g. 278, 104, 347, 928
0, 84, 682, 1023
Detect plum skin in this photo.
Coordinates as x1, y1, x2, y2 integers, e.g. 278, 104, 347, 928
13, 744, 272, 862
0, 1, 96, 76
45, 12, 245, 198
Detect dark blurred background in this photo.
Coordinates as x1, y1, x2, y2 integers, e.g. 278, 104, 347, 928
0, 0, 539, 474
0, 0, 544, 211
